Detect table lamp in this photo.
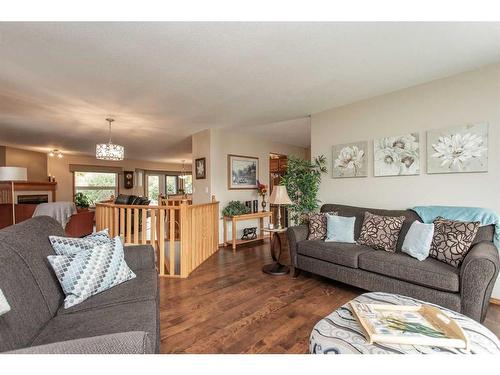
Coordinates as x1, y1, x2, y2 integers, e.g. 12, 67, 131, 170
0, 167, 28, 225
268, 185, 293, 229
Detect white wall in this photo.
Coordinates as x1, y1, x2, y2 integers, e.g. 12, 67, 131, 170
194, 128, 308, 243
311, 63, 500, 297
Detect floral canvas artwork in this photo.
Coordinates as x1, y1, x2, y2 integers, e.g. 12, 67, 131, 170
374, 133, 420, 176
332, 141, 367, 178
427, 123, 488, 174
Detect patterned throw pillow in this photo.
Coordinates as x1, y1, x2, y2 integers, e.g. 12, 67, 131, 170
357, 211, 406, 252
308, 212, 338, 240
50, 230, 111, 256
429, 217, 480, 267
47, 236, 136, 308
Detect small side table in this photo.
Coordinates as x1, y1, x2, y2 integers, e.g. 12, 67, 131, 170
262, 228, 289, 276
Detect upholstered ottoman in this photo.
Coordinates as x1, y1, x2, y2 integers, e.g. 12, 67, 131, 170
310, 292, 500, 354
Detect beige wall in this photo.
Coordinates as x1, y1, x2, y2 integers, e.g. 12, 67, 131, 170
48, 154, 187, 202
311, 63, 500, 297
2, 146, 48, 181
208, 128, 308, 243
192, 129, 212, 204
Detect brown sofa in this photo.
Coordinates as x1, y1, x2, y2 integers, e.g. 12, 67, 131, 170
0, 203, 95, 237
287, 204, 500, 322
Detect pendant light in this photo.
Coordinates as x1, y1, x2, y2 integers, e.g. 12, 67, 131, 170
96, 118, 124, 161
179, 160, 188, 179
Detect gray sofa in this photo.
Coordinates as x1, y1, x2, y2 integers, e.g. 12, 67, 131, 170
287, 204, 500, 322
0, 216, 159, 354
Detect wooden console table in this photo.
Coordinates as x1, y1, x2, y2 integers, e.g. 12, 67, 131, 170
223, 211, 273, 253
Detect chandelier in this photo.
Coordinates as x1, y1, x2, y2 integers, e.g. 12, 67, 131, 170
96, 118, 124, 161
179, 160, 188, 179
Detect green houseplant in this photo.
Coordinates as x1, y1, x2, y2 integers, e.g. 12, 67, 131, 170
222, 200, 251, 217
74, 192, 91, 210
281, 155, 327, 224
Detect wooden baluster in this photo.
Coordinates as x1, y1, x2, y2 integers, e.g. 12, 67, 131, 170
179, 201, 189, 278
113, 207, 119, 237
133, 208, 139, 244
141, 208, 147, 244
126, 208, 132, 244
159, 209, 165, 276
150, 209, 156, 250
169, 208, 175, 276
120, 208, 125, 240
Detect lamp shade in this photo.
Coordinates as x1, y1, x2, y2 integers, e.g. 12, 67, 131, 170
269, 185, 293, 205
0, 167, 28, 181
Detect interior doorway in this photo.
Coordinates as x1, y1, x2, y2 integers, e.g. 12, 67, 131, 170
269, 153, 289, 228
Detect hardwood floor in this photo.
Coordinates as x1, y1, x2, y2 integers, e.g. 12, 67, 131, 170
159, 239, 500, 353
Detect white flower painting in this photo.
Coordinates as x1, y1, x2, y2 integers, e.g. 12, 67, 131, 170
427, 123, 488, 174
374, 133, 420, 176
332, 141, 367, 178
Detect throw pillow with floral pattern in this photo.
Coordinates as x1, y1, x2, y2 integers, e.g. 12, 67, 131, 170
429, 217, 480, 267
307, 212, 338, 240
357, 211, 405, 252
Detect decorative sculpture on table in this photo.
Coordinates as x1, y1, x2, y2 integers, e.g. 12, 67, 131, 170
241, 227, 258, 240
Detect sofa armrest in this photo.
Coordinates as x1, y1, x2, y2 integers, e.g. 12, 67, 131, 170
460, 241, 500, 322
124, 244, 157, 272
286, 225, 308, 268
7, 331, 153, 354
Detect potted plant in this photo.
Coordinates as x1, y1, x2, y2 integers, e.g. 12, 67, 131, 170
222, 200, 251, 217
74, 192, 91, 212
281, 155, 327, 224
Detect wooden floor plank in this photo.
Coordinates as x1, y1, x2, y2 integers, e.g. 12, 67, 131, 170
159, 240, 500, 353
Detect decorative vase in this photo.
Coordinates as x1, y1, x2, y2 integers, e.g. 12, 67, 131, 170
261, 196, 267, 212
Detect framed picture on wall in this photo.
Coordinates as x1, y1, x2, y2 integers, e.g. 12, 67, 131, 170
374, 133, 420, 176
227, 154, 259, 190
332, 141, 368, 178
195, 157, 206, 179
427, 123, 488, 174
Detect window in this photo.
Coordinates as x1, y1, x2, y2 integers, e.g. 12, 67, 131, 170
166, 175, 178, 195
182, 174, 193, 194
74, 172, 117, 207
147, 175, 160, 204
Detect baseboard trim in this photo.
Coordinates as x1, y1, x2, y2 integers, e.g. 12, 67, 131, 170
490, 298, 500, 306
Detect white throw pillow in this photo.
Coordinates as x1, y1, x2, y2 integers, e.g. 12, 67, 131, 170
0, 289, 11, 316
401, 221, 435, 261
325, 214, 356, 243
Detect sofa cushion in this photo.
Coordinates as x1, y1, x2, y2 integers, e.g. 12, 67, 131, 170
47, 237, 136, 309
297, 240, 375, 268
0, 216, 65, 316
429, 217, 481, 267
357, 211, 406, 252
307, 212, 329, 240
321, 204, 421, 251
358, 250, 460, 292
57, 269, 157, 315
31, 299, 158, 353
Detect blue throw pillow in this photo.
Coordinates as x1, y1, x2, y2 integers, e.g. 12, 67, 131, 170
325, 214, 356, 243
47, 236, 136, 308
401, 221, 434, 261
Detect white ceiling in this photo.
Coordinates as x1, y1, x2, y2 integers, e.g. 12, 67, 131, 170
0, 22, 499, 161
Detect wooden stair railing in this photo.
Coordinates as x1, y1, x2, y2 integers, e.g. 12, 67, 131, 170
95, 196, 219, 278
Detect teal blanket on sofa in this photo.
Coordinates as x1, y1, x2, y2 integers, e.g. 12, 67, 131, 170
411, 206, 500, 249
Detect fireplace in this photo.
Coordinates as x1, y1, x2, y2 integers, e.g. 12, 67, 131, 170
17, 194, 49, 204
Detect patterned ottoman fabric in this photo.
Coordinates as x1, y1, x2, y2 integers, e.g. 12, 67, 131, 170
310, 292, 500, 354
